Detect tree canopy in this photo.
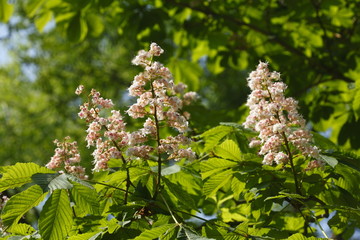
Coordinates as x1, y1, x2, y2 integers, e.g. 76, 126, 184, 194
1, 0, 360, 239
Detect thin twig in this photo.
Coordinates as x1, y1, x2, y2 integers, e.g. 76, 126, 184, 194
160, 193, 179, 224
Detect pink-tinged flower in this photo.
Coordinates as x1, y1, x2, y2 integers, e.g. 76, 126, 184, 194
183, 92, 199, 105
169, 148, 196, 161
142, 118, 157, 137
244, 62, 321, 166
127, 145, 154, 159
274, 152, 289, 164
263, 152, 276, 165
75, 85, 84, 95
173, 83, 187, 94
92, 139, 122, 171
75, 43, 197, 172
149, 42, 164, 56
1, 194, 9, 210
46, 137, 87, 179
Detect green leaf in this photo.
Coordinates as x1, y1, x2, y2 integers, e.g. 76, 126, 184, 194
161, 164, 182, 176
201, 126, 234, 151
5, 223, 35, 235
68, 232, 102, 240
168, 59, 202, 90
161, 225, 179, 240
180, 226, 216, 240
71, 182, 99, 215
32, 173, 73, 192
203, 170, 233, 198
163, 177, 196, 209
0, 162, 54, 192
311, 131, 338, 151
201, 158, 238, 179
25, 0, 46, 18
231, 175, 246, 200
2, 185, 47, 229
39, 189, 73, 240
66, 174, 94, 189
288, 233, 324, 240
86, 13, 104, 37
35, 10, 53, 32
0, 0, 14, 22
214, 139, 242, 161
67, 12, 88, 42
353, 85, 360, 120
320, 154, 338, 168
265, 192, 306, 201
133, 223, 177, 240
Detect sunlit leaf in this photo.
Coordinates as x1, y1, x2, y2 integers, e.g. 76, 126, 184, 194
203, 170, 233, 198
201, 125, 234, 151
35, 10, 53, 32
39, 189, 73, 240
0, 0, 14, 22
201, 158, 237, 179
163, 177, 196, 209
32, 173, 73, 192
214, 139, 242, 161
320, 154, 338, 168
5, 223, 35, 235
71, 182, 99, 215
2, 185, 47, 230
0, 163, 54, 192
133, 223, 177, 240
25, 0, 46, 17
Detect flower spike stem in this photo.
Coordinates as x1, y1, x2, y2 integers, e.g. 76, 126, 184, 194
103, 124, 132, 204
282, 132, 302, 195
151, 79, 162, 200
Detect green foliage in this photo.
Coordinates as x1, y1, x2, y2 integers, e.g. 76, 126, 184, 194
1, 1, 360, 239
0, 163, 54, 192
2, 185, 46, 231
38, 189, 73, 240
0, 0, 14, 22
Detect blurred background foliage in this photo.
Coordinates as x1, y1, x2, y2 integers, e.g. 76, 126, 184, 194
0, 0, 360, 170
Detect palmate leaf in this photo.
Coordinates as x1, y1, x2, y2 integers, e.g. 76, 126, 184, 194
39, 189, 73, 240
288, 233, 325, 240
68, 232, 102, 240
203, 169, 233, 198
320, 154, 338, 168
2, 184, 47, 230
32, 173, 73, 192
162, 177, 196, 209
71, 182, 99, 215
201, 158, 238, 179
133, 223, 177, 240
5, 223, 35, 235
179, 226, 216, 240
214, 139, 242, 161
0, 162, 54, 192
201, 125, 234, 151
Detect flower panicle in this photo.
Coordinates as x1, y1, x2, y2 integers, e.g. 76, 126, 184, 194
244, 61, 322, 169
62, 43, 198, 172
46, 136, 88, 179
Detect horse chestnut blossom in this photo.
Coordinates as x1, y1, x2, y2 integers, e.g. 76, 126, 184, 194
46, 136, 88, 179
244, 62, 322, 168
69, 43, 197, 171
127, 42, 197, 161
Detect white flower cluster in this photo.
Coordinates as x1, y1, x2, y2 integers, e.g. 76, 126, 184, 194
47, 43, 198, 172
244, 62, 322, 168
46, 136, 87, 179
